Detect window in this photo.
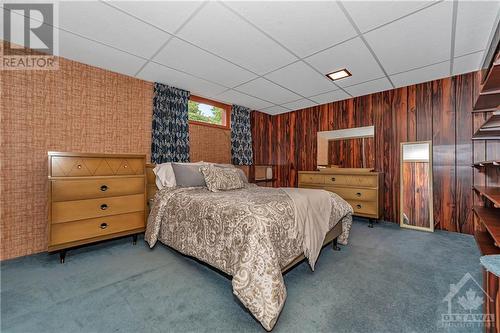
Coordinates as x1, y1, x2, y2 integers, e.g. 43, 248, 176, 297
188, 95, 230, 129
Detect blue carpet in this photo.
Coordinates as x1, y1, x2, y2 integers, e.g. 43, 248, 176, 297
1, 220, 481, 333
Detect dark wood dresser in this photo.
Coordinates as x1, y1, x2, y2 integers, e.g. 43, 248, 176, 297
48, 152, 147, 262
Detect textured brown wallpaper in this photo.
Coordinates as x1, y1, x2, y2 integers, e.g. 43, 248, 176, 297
1, 57, 153, 259
1, 52, 232, 260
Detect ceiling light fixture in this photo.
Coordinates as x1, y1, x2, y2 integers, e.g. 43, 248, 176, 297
326, 68, 352, 81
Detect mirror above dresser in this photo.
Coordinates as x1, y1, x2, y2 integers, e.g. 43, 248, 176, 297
317, 126, 375, 169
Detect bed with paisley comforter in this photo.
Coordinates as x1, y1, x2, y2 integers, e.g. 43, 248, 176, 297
145, 184, 353, 330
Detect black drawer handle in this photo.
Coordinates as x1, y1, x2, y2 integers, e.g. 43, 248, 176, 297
100, 204, 108, 210
356, 192, 362, 197
100, 185, 108, 192
356, 204, 362, 209
100, 223, 108, 229
331, 177, 336, 181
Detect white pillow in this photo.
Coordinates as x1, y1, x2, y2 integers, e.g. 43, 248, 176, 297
153, 163, 176, 189
153, 161, 206, 190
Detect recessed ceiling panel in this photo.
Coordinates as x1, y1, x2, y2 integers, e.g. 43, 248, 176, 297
344, 77, 392, 97
154, 38, 256, 87
390, 61, 450, 88
137, 62, 227, 97
226, 1, 356, 57
281, 99, 318, 111
453, 52, 484, 76
177, 1, 296, 74
261, 105, 290, 115
236, 78, 301, 105
265, 61, 337, 97
342, 1, 433, 32
454, 1, 500, 57
364, 1, 453, 75
215, 89, 273, 110
58, 30, 146, 77
309, 90, 351, 105
105, 1, 202, 33
58, 1, 170, 58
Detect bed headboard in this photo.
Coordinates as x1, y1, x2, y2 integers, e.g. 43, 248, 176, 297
146, 163, 250, 202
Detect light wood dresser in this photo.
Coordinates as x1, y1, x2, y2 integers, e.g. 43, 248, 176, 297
48, 152, 147, 262
298, 169, 384, 227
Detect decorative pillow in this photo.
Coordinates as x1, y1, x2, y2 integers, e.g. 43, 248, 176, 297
208, 163, 248, 183
200, 165, 244, 192
171, 162, 207, 187
235, 168, 248, 183
153, 162, 176, 189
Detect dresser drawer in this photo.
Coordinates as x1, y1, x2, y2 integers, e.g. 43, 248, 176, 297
52, 194, 144, 223
347, 200, 378, 216
325, 186, 377, 202
324, 174, 377, 187
51, 156, 144, 177
298, 173, 325, 184
52, 177, 144, 201
50, 212, 144, 246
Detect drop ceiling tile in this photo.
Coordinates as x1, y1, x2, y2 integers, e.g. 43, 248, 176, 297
226, 1, 356, 57
454, 1, 499, 57
58, 30, 146, 77
154, 38, 256, 88
261, 105, 290, 115
265, 61, 337, 97
305, 37, 385, 88
215, 89, 273, 110
390, 61, 450, 88
309, 90, 351, 105
364, 1, 453, 75
176, 1, 296, 74
453, 52, 484, 76
342, 1, 433, 32
58, 1, 170, 58
137, 62, 227, 97
104, 1, 202, 33
235, 78, 301, 105
281, 99, 318, 111
344, 77, 392, 98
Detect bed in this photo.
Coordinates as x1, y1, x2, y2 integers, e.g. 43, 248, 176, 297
145, 164, 353, 330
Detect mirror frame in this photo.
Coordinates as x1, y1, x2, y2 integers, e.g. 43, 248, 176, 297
399, 140, 434, 232
317, 126, 374, 167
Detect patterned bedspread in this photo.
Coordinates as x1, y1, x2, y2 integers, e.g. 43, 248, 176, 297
145, 184, 353, 330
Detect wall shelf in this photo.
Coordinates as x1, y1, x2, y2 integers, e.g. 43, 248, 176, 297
475, 228, 500, 255
474, 60, 500, 111
473, 160, 500, 168
473, 186, 500, 208
475, 229, 500, 255
474, 206, 500, 248
472, 111, 500, 140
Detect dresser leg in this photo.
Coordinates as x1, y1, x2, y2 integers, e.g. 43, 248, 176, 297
332, 238, 341, 251
132, 234, 138, 245
59, 251, 66, 264
368, 219, 374, 228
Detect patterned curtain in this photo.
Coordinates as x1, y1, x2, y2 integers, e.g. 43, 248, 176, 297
231, 104, 253, 165
151, 83, 190, 163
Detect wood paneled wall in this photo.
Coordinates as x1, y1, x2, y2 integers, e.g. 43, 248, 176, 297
252, 72, 483, 234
